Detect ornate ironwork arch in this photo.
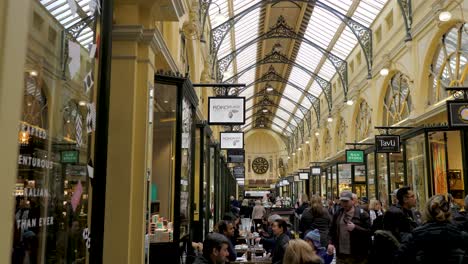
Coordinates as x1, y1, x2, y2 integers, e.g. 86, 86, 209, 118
396, 0, 413, 42
247, 98, 303, 120
211, 0, 373, 82
224, 50, 332, 112
250, 110, 299, 127
217, 16, 349, 97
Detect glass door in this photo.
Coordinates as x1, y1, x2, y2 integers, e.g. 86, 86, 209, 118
406, 134, 427, 211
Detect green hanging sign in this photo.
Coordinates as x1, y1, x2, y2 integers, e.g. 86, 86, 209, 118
346, 150, 364, 163
61, 150, 79, 163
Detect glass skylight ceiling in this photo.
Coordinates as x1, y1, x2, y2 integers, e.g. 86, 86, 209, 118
209, 0, 388, 135
40, 0, 96, 47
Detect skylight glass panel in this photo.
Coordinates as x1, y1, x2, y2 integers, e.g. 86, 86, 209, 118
353, 0, 387, 27
40, 0, 95, 47
316, 60, 336, 80
234, 11, 260, 48
320, 0, 352, 14
273, 117, 287, 128
245, 109, 252, 121
271, 126, 283, 134
240, 86, 254, 99
283, 84, 303, 101
299, 97, 312, 109
275, 108, 292, 121
331, 27, 357, 58
279, 98, 296, 113
246, 99, 253, 110
305, 8, 341, 49
236, 46, 257, 73
293, 108, 304, 119
238, 68, 256, 87
309, 82, 322, 96
233, 0, 260, 15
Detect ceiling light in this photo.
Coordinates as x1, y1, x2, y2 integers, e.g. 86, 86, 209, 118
30, 70, 38, 77
262, 108, 268, 113
315, 132, 320, 136
213, 12, 227, 24
298, 147, 302, 151
164, 100, 169, 103
327, 116, 333, 123
438, 11, 452, 22
346, 99, 354, 106
380, 68, 389, 76
266, 86, 274, 92
292, 153, 295, 156
27, 102, 32, 106
305, 141, 309, 144
287, 156, 291, 159
78, 100, 87, 106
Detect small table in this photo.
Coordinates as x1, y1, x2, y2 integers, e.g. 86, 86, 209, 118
232, 257, 271, 264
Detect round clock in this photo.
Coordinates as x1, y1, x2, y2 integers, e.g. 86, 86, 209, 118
252, 157, 269, 174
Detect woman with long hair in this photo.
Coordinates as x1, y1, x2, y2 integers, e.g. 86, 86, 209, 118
283, 239, 322, 264
299, 195, 331, 247
395, 194, 468, 264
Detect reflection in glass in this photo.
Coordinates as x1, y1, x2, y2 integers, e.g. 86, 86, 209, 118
377, 154, 389, 209
367, 153, 376, 200
406, 134, 427, 211
338, 164, 352, 193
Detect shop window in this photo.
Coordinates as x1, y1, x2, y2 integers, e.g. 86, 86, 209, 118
336, 117, 346, 152
338, 164, 352, 194
377, 154, 389, 208
429, 24, 468, 105
13, 1, 98, 262
355, 100, 372, 141
367, 153, 376, 200
383, 72, 412, 126
406, 134, 427, 211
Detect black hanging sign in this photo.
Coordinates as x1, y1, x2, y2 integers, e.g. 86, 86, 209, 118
227, 149, 245, 163
233, 166, 245, 178
447, 100, 468, 127
375, 135, 401, 153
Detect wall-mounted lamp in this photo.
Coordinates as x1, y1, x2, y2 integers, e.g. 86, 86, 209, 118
212, 2, 227, 24
327, 116, 333, 123
315, 132, 320, 136
346, 99, 354, 106
305, 141, 309, 144
438, 10, 452, 22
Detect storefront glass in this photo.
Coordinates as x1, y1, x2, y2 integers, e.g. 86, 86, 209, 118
332, 166, 337, 198
321, 172, 326, 198
377, 154, 389, 209
429, 131, 466, 207
354, 165, 366, 199
209, 146, 215, 232
406, 134, 427, 211
389, 153, 405, 193
338, 164, 352, 193
13, 1, 99, 263
367, 153, 376, 200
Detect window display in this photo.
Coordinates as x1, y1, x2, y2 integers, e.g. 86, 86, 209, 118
13, 1, 98, 263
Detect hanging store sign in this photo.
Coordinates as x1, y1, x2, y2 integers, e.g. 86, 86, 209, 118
220, 132, 244, 149
208, 97, 245, 125
61, 150, 79, 163
233, 166, 245, 178
311, 166, 321, 176
447, 100, 468, 127
346, 150, 364, 163
294, 176, 300, 182
299, 172, 309, 180
227, 149, 245, 163
375, 135, 401, 153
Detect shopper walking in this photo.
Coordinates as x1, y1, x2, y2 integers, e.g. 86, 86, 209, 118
252, 199, 266, 231
299, 195, 330, 247
283, 239, 322, 264
328, 190, 371, 264
386, 186, 421, 241
395, 194, 468, 264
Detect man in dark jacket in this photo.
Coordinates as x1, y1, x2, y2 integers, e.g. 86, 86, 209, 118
193, 233, 230, 264
328, 190, 371, 264
271, 219, 290, 264
216, 220, 237, 262
386, 186, 421, 241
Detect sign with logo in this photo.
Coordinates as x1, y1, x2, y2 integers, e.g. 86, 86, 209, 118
447, 100, 468, 127
220, 132, 244, 149
346, 150, 364, 163
208, 97, 245, 125
375, 135, 401, 153
227, 149, 245, 163
233, 166, 245, 178
61, 150, 79, 163
299, 172, 309, 180
311, 166, 321, 176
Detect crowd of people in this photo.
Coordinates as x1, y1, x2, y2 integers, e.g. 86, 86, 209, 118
193, 187, 468, 264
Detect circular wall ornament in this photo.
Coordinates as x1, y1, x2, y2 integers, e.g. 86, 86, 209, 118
252, 157, 269, 174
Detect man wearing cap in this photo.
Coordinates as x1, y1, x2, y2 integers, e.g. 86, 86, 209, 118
328, 190, 371, 264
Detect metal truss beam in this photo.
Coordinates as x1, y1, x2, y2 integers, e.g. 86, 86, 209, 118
216, 15, 348, 96
250, 110, 298, 128
243, 117, 295, 135
247, 97, 303, 120
224, 50, 332, 112
396, 0, 413, 41
211, 0, 374, 85
245, 86, 319, 128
